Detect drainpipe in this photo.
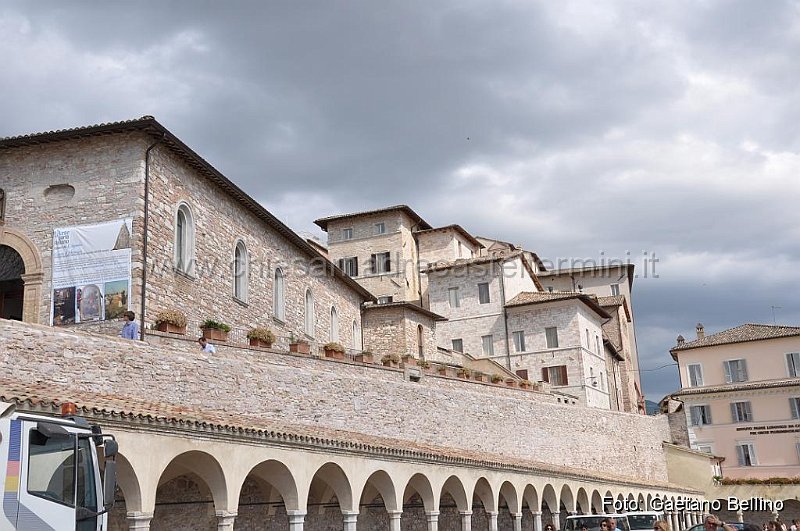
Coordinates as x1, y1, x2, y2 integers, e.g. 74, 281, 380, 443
139, 135, 165, 340
499, 260, 511, 371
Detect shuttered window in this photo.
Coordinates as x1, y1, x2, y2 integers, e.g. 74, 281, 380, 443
730, 401, 752, 423
790, 398, 800, 419
370, 252, 391, 274
481, 335, 494, 356
512, 331, 525, 352
687, 364, 704, 387
542, 365, 568, 386
338, 257, 358, 277
452, 339, 463, 353
736, 443, 756, 466
689, 405, 712, 426
723, 359, 748, 383
788, 353, 800, 377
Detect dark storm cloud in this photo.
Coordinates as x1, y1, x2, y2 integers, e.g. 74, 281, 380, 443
2, 0, 799, 400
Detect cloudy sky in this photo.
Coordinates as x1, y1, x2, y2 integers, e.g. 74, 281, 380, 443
2, 0, 799, 401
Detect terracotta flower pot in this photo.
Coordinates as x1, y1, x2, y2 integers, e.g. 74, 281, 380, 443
290, 342, 310, 355
249, 338, 273, 348
505, 379, 517, 387
156, 322, 186, 335
202, 328, 228, 342
324, 348, 345, 360
401, 355, 417, 367
355, 353, 374, 363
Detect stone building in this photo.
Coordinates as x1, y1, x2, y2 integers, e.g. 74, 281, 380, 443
0, 116, 373, 352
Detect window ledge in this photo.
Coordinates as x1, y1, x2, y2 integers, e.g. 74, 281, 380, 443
173, 267, 196, 280
233, 296, 248, 307
272, 316, 285, 326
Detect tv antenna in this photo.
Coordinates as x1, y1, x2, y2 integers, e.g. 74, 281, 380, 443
771, 306, 782, 325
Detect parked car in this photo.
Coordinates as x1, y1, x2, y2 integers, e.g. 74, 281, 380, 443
565, 515, 632, 531
627, 512, 665, 531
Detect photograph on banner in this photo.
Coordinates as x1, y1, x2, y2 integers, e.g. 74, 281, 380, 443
50, 218, 132, 325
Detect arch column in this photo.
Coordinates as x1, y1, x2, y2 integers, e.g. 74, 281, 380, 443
20, 272, 43, 323
342, 510, 358, 531
287, 510, 306, 531
127, 512, 153, 530
460, 511, 472, 531
216, 511, 236, 530
669, 512, 680, 531
488, 510, 499, 531
513, 512, 524, 531
736, 509, 744, 523
388, 510, 402, 531
426, 510, 440, 531
533, 511, 543, 531
684, 511, 691, 529
552, 513, 561, 531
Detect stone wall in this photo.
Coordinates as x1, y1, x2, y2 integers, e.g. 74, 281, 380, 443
0, 318, 672, 482
362, 304, 437, 359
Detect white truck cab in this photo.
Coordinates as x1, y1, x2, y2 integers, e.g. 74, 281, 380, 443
0, 401, 117, 530
565, 514, 632, 531
626, 512, 665, 531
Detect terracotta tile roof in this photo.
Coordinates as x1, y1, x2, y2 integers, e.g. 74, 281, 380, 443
313, 205, 432, 231
598, 295, 631, 322
671, 324, 800, 353
0, 117, 375, 302
423, 250, 521, 272
0, 378, 698, 493
414, 225, 483, 248
363, 301, 447, 321
505, 291, 612, 320
671, 377, 800, 397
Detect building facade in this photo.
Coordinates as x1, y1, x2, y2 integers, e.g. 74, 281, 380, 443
670, 323, 800, 480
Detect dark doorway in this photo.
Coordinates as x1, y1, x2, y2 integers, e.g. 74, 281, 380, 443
0, 245, 25, 320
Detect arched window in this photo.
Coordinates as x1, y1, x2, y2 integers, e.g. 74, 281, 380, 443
233, 240, 248, 302
330, 306, 339, 342
273, 268, 285, 321
304, 289, 315, 337
352, 320, 361, 350
418, 324, 424, 357
174, 203, 195, 275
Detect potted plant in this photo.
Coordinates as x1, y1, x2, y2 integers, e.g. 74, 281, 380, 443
381, 353, 401, 368
472, 371, 487, 382
505, 378, 517, 388
247, 327, 275, 348
518, 379, 532, 390
355, 351, 374, 363
154, 309, 187, 334
491, 373, 505, 384
289, 333, 310, 355
456, 367, 472, 379
401, 354, 417, 367
417, 359, 432, 370
437, 365, 452, 376
324, 342, 346, 360
200, 319, 231, 341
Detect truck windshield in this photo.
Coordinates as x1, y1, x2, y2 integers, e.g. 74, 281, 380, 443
76, 437, 98, 530
565, 517, 631, 531
28, 431, 76, 507
629, 515, 660, 530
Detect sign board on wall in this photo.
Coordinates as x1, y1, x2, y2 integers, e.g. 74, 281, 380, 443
50, 219, 132, 326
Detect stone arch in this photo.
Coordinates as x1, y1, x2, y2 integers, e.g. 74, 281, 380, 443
542, 483, 558, 514
604, 490, 614, 513
441, 475, 469, 513
637, 493, 645, 510
152, 450, 228, 529
0, 228, 43, 323
560, 484, 576, 513
235, 459, 299, 527
359, 469, 399, 512
522, 484, 539, 514
576, 487, 590, 515
307, 461, 354, 511
472, 476, 497, 514
591, 490, 604, 514
403, 472, 436, 513
107, 453, 142, 527
500, 480, 520, 515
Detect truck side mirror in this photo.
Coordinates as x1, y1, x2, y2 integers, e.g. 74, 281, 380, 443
103, 439, 118, 459
103, 458, 117, 510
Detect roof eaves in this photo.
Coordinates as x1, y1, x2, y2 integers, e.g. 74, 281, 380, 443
313, 205, 432, 231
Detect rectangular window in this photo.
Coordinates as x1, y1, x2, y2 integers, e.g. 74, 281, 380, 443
452, 339, 463, 352
687, 364, 704, 387
545, 327, 559, 348
790, 398, 800, 419
374, 222, 386, 235
730, 401, 753, 423
482, 335, 494, 356
723, 359, 748, 383
695, 444, 712, 454
342, 228, 353, 240
689, 405, 712, 426
736, 443, 756, 466
787, 353, 800, 377
377, 296, 393, 304
448, 287, 460, 308
595, 335, 601, 355
478, 283, 490, 304
371, 252, 391, 274
338, 257, 358, 277
610, 283, 620, 296
512, 331, 526, 352
542, 365, 568, 386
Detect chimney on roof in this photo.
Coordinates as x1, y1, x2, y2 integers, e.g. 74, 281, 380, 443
677, 335, 685, 346
696, 323, 705, 340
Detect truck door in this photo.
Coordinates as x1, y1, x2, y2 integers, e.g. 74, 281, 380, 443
15, 420, 102, 531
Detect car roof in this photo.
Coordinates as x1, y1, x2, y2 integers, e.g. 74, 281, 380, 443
567, 515, 629, 519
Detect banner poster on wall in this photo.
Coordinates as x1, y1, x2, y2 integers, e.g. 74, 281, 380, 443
50, 218, 133, 326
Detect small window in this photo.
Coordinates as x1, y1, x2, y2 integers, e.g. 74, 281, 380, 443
585, 328, 590, 348
542, 365, 568, 386
233, 240, 248, 302
724, 359, 748, 383
352, 321, 361, 350
342, 228, 353, 240
448, 287, 460, 308
547, 286, 554, 293
695, 444, 713, 454
600, 371, 605, 391
174, 203, 195, 274
330, 306, 339, 343
610, 283, 620, 296
787, 353, 800, 377
377, 296, 393, 304
452, 339, 463, 352
687, 364, 704, 387
0, 188, 5, 223
274, 268, 285, 321
545, 327, 559, 348
304, 289, 315, 337
371, 252, 391, 274
374, 222, 386, 235
736, 443, 756, 466
595, 335, 601, 355
481, 335, 494, 356
512, 331, 525, 352
457, 241, 463, 258
339, 257, 359, 277
790, 397, 800, 419
478, 283, 490, 304
730, 401, 752, 423
689, 405, 712, 426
